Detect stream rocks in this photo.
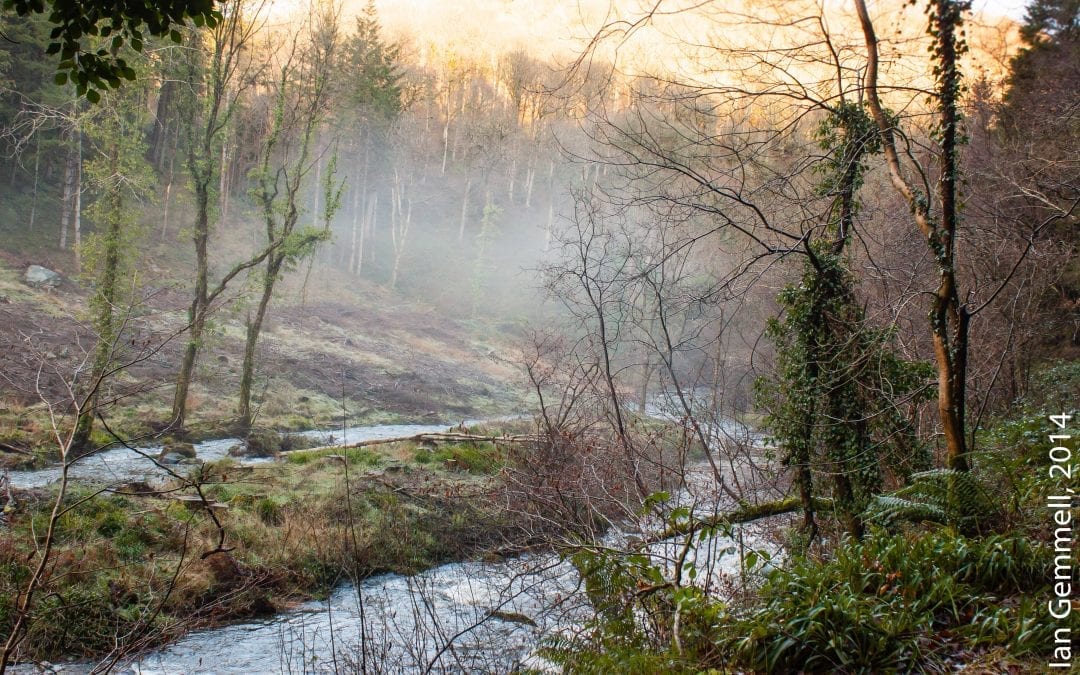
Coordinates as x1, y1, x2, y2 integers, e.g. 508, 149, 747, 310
157, 442, 196, 465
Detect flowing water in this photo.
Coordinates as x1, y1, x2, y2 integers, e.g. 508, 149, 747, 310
120, 518, 777, 674
8, 414, 782, 674
4, 422, 471, 489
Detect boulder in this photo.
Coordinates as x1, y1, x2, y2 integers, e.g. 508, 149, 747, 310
158, 452, 189, 465
160, 441, 196, 460
24, 265, 62, 288
239, 430, 282, 458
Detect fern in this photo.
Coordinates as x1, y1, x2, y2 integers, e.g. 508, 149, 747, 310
865, 469, 1001, 534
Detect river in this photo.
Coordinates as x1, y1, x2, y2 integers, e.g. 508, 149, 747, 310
8, 416, 781, 674
5, 422, 474, 489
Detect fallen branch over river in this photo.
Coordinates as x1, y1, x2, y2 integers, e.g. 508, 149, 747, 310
647, 495, 836, 543
646, 496, 801, 543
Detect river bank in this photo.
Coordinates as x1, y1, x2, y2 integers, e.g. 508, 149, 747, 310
0, 423, 544, 668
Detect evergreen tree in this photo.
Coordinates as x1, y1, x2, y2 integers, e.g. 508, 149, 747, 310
342, 0, 403, 129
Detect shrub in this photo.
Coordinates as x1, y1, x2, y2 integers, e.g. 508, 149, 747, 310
727, 529, 1051, 672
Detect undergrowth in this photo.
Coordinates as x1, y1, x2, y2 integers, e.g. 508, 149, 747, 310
546, 361, 1078, 673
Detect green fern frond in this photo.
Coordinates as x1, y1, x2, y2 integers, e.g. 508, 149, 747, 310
865, 468, 1002, 533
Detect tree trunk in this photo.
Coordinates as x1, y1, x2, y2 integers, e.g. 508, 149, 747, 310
219, 134, 230, 222
28, 136, 39, 231
237, 254, 284, 432
366, 190, 377, 265
507, 156, 516, 203
172, 180, 211, 432
72, 143, 124, 454
524, 164, 535, 208
855, 0, 970, 471
58, 143, 75, 249
458, 174, 471, 243
72, 132, 82, 272
441, 119, 450, 174
150, 80, 175, 171
312, 151, 321, 226
162, 122, 180, 240
350, 183, 362, 274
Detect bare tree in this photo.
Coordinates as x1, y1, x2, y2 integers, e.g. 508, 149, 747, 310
170, 0, 275, 433
236, 3, 342, 433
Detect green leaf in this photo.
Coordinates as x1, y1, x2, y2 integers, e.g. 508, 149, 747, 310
54, 71, 68, 86
86, 88, 100, 104
745, 550, 759, 570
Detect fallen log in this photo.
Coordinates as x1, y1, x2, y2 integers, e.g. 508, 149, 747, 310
281, 431, 541, 456
647, 496, 801, 543
0, 442, 30, 455
173, 495, 229, 512
646, 495, 837, 543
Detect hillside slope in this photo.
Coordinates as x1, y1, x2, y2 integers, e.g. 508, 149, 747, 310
0, 247, 524, 460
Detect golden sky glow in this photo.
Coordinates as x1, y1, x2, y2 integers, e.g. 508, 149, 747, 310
262, 0, 1021, 93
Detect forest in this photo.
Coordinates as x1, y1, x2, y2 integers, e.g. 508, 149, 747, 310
0, 0, 1076, 672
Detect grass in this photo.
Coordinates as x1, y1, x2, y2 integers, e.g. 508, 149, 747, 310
0, 436, 522, 664
413, 441, 505, 474
284, 445, 382, 466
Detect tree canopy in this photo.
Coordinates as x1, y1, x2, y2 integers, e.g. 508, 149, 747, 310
2, 0, 220, 101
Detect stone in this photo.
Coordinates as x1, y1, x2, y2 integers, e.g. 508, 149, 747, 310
115, 481, 154, 495
24, 265, 62, 288
241, 431, 282, 458
489, 610, 537, 627
159, 441, 196, 461
158, 452, 188, 465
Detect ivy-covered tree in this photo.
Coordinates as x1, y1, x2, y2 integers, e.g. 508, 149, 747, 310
236, 7, 340, 434
70, 80, 154, 452
855, 0, 976, 473
757, 104, 931, 540
170, 0, 274, 433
